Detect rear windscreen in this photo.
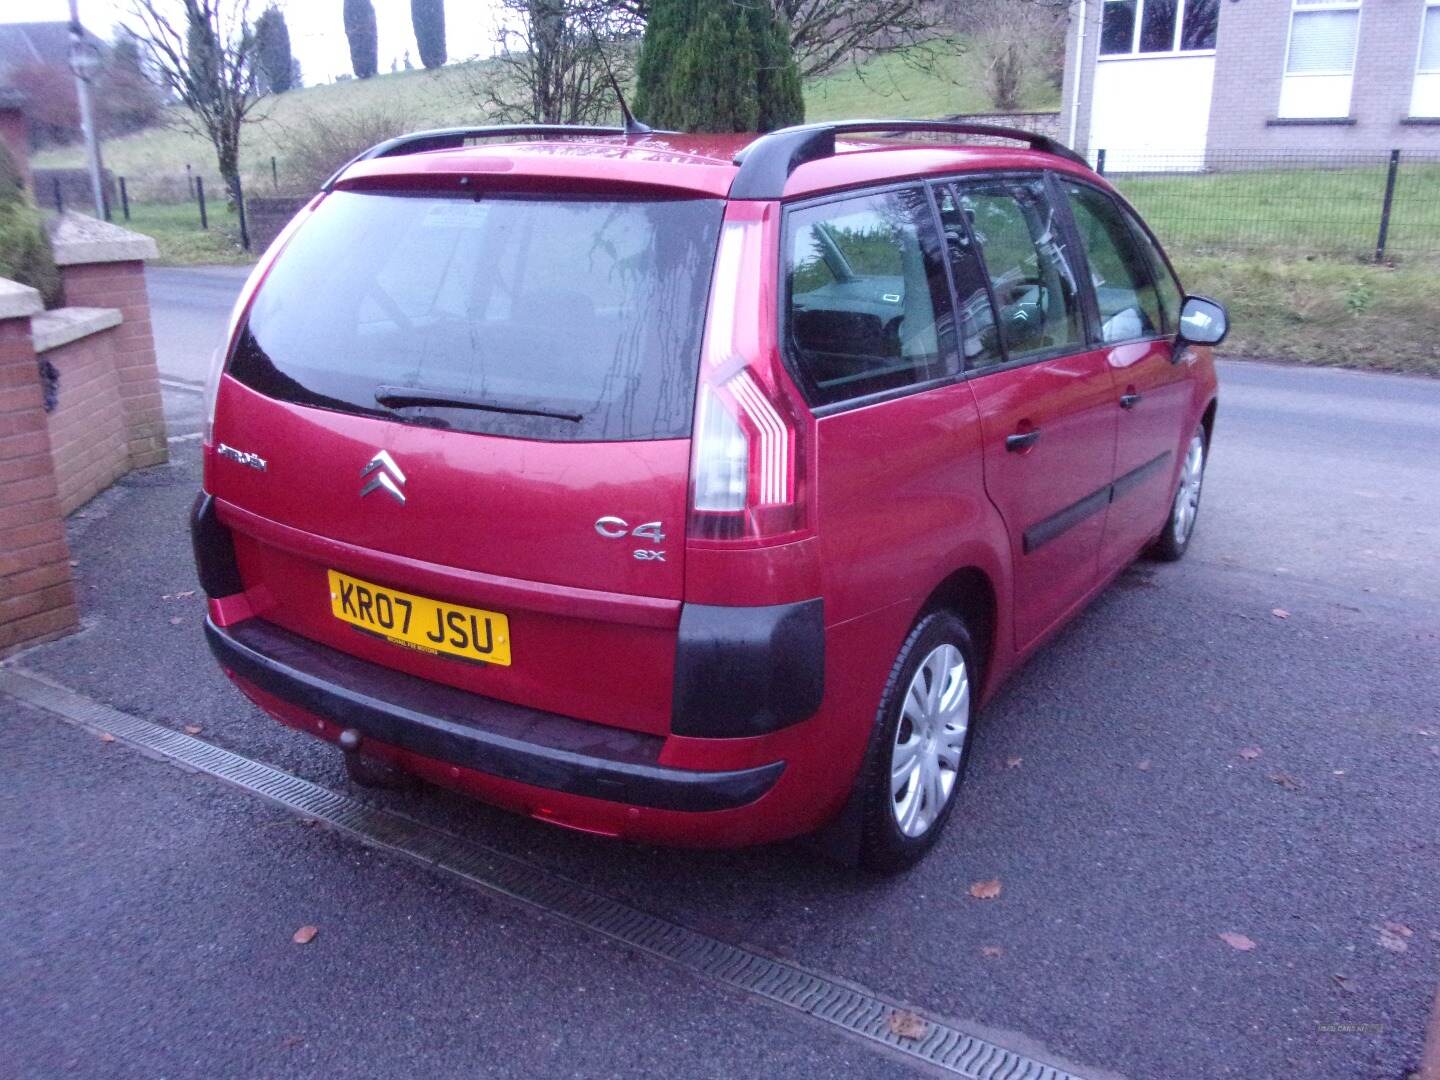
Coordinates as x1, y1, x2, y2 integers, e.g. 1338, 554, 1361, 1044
229, 190, 724, 441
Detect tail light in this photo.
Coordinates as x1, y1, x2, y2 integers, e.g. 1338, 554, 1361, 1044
203, 193, 325, 445
689, 216, 806, 543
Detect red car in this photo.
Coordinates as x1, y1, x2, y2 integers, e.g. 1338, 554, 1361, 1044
194, 120, 1225, 871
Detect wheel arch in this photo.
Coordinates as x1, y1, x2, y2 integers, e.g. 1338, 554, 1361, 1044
917, 566, 998, 698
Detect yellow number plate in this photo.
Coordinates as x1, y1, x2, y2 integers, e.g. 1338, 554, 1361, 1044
327, 570, 511, 667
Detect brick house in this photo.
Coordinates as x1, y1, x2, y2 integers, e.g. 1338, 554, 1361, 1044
1060, 0, 1440, 167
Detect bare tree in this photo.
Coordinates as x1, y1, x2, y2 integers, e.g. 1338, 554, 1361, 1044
604, 0, 943, 79
475, 1, 639, 125
961, 0, 1065, 111
127, 0, 262, 246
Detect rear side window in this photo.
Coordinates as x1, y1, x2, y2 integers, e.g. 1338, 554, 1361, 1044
784, 186, 957, 407
956, 178, 1085, 361
229, 191, 723, 442
1063, 183, 1165, 344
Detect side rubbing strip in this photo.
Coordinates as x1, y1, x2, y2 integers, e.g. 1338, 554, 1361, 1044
1110, 451, 1171, 503
1023, 451, 1172, 555
1023, 486, 1111, 555
1, 666, 1094, 1080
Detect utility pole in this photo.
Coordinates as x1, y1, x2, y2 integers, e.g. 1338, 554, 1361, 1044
67, 0, 107, 220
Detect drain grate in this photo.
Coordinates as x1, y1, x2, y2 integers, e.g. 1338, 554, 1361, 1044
1, 665, 1088, 1080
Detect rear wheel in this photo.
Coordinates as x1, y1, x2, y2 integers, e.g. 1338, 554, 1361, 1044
856, 611, 977, 874
1150, 426, 1206, 562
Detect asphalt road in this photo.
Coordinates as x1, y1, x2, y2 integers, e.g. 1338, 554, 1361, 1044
2, 270, 1436, 1080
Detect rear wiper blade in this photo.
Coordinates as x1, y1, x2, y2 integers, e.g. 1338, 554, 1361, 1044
374, 385, 583, 423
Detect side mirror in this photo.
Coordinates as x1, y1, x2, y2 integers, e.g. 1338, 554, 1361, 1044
1176, 295, 1229, 347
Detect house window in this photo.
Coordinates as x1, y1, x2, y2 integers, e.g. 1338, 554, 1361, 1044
1413, 1, 1440, 117
1279, 0, 1361, 118
1099, 0, 1218, 56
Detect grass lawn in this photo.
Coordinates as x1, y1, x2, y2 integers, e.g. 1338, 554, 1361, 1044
1174, 255, 1440, 376
1112, 163, 1440, 265
118, 202, 251, 266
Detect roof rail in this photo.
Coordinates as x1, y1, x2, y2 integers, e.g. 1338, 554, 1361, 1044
729, 120, 1091, 200
322, 124, 632, 190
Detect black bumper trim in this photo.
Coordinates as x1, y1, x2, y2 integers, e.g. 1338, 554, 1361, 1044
671, 598, 825, 738
205, 618, 784, 813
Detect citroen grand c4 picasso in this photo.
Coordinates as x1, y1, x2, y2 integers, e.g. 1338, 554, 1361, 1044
193, 120, 1227, 870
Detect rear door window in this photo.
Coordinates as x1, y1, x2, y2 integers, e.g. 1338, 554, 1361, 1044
229, 191, 723, 442
784, 186, 958, 407
953, 178, 1086, 361
1062, 182, 1166, 344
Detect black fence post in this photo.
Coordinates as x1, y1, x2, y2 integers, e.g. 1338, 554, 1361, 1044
186, 163, 194, 200
1096, 148, 1106, 176
1375, 148, 1400, 263
119, 177, 130, 221
197, 176, 208, 230
53, 178, 63, 213
236, 178, 251, 252
271, 155, 278, 192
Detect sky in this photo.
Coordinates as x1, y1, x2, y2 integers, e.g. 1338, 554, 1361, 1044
1, 1, 501, 84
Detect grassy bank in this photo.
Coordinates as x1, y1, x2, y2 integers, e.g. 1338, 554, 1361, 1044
36, 41, 1054, 200
1175, 255, 1440, 375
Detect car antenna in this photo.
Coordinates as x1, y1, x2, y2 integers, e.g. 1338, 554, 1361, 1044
583, 17, 652, 136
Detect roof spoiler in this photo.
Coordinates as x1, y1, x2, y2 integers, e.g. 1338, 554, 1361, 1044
321, 124, 638, 191
729, 120, 1091, 200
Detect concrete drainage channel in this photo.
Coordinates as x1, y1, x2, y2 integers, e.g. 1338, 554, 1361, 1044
1, 666, 1093, 1080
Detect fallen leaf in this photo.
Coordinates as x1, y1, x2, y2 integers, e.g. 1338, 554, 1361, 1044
980, 945, 1004, 958
1268, 771, 1301, 791
292, 925, 318, 945
1382, 921, 1413, 939
98, 732, 115, 744
175, 590, 196, 599
68, 559, 80, 568
1333, 770, 1346, 776
1238, 747, 1262, 761
1271, 608, 1290, 619
280, 1035, 304, 1049
969, 879, 1002, 900
1219, 931, 1257, 951
1136, 759, 1152, 772
1004, 756, 1022, 769
1331, 973, 1355, 994
1376, 928, 1408, 953
298, 818, 318, 828
169, 616, 184, 626
183, 724, 202, 735
887, 1011, 927, 1040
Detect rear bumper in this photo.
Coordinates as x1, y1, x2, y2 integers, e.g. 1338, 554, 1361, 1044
205, 617, 785, 814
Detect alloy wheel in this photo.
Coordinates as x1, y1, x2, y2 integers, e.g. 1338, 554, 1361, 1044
1173, 432, 1205, 546
890, 644, 970, 838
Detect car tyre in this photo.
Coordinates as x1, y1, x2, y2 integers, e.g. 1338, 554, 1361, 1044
1149, 424, 1207, 562
855, 610, 978, 874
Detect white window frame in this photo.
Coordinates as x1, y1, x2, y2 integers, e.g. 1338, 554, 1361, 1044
1098, 0, 1218, 60
1412, 0, 1440, 117
1278, 0, 1362, 119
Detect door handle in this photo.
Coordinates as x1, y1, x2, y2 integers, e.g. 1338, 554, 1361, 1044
1119, 392, 1142, 409
1005, 429, 1041, 452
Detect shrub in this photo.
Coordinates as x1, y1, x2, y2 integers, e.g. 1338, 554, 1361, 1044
0, 144, 61, 307
270, 104, 415, 193
635, 0, 803, 133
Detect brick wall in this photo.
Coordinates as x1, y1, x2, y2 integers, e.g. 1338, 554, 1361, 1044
40, 317, 128, 515
1207, 0, 1440, 156
946, 111, 1063, 142
0, 298, 79, 656
58, 261, 167, 470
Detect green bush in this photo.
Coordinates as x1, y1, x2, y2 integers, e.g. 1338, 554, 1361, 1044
635, 0, 803, 133
0, 143, 61, 307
